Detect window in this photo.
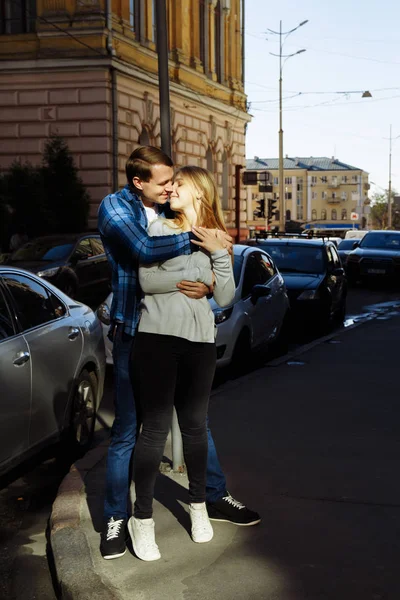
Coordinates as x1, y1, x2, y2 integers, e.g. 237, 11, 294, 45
0, 286, 15, 340
285, 192, 292, 200
222, 151, 229, 210
341, 175, 347, 184
351, 190, 359, 201
351, 175, 359, 183
297, 179, 303, 191
199, 0, 207, 70
341, 209, 347, 220
331, 209, 337, 220
311, 176, 317, 184
321, 209, 327, 220
241, 252, 274, 298
151, 0, 156, 41
129, 0, 135, 29
332, 192, 337, 199
139, 127, 150, 145
273, 177, 279, 185
3, 274, 62, 331
311, 209, 317, 220
321, 176, 327, 184
284, 177, 292, 185
0, 0, 36, 34
206, 147, 214, 173
286, 209, 291, 221
341, 191, 347, 200
326, 245, 340, 269
331, 176, 338, 185
73, 239, 93, 260
90, 237, 105, 256
214, 1, 222, 82
312, 191, 317, 200
322, 191, 327, 200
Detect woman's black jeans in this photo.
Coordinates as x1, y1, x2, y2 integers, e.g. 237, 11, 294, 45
131, 332, 216, 519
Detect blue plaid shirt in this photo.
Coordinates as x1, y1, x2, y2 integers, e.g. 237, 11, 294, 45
98, 184, 192, 336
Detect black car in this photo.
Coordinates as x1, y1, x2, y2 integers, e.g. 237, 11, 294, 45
337, 238, 357, 269
247, 238, 347, 330
346, 230, 400, 285
6, 234, 111, 306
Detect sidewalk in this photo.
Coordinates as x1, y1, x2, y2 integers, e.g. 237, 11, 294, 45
50, 314, 400, 600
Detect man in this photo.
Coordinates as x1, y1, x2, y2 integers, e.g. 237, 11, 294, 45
98, 146, 260, 560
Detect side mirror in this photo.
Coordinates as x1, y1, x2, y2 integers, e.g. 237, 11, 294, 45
352, 241, 360, 249
251, 284, 271, 305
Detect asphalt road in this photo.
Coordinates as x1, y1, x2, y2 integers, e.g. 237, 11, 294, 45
1, 285, 399, 600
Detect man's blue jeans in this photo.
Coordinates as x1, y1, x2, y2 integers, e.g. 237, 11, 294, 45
103, 327, 227, 520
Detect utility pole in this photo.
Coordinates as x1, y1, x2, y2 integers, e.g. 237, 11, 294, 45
155, 0, 172, 156
388, 124, 392, 229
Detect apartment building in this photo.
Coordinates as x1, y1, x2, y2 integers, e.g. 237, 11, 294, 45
0, 0, 250, 234
244, 156, 370, 232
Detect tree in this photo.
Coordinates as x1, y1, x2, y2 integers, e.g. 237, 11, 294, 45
369, 189, 400, 230
0, 136, 90, 250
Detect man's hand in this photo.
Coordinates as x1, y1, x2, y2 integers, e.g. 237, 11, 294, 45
176, 280, 211, 299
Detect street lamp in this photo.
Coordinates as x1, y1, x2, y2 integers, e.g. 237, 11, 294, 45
267, 19, 308, 231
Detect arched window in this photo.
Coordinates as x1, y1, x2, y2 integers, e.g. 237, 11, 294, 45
341, 208, 347, 220
222, 151, 229, 210
286, 209, 291, 221
139, 127, 150, 146
311, 209, 317, 221
331, 209, 337, 221
321, 209, 327, 220
206, 147, 214, 173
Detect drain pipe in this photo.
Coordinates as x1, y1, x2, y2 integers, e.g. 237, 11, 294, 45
106, 0, 118, 191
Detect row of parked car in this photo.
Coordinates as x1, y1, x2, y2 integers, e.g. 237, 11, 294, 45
1, 228, 399, 476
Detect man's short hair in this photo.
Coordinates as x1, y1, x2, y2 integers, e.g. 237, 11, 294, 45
125, 146, 173, 185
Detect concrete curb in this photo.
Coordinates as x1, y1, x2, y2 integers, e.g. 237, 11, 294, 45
50, 441, 121, 600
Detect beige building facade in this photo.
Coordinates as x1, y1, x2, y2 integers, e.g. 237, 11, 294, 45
0, 0, 250, 234
245, 157, 370, 233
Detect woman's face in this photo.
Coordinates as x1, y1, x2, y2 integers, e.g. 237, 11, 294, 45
169, 176, 198, 212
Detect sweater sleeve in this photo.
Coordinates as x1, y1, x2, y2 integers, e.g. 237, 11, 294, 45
210, 249, 236, 308
139, 220, 213, 293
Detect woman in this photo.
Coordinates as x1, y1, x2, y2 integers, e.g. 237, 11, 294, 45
128, 166, 235, 561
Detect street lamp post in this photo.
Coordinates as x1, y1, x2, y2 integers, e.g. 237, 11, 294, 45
382, 127, 400, 229
268, 20, 308, 232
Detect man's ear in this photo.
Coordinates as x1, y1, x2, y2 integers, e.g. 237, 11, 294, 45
132, 176, 143, 191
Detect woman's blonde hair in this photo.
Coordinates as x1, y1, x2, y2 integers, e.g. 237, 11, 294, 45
173, 166, 228, 233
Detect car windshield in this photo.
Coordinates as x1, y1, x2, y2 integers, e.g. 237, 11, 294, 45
11, 240, 75, 262
360, 232, 400, 250
260, 244, 324, 274
338, 239, 356, 250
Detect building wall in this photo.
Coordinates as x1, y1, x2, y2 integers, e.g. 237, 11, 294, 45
0, 0, 250, 233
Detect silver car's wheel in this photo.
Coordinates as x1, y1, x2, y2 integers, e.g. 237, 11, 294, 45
71, 370, 97, 450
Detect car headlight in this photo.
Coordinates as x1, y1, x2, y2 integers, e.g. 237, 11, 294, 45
213, 306, 233, 324
37, 267, 60, 277
97, 302, 111, 325
298, 289, 320, 300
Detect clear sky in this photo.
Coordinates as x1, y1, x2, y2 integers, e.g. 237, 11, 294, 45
244, 0, 400, 197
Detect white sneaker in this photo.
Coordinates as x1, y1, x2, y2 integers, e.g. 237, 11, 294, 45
189, 502, 214, 543
128, 516, 161, 561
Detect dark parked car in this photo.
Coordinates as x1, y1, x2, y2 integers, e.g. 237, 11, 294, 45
337, 238, 357, 268
6, 234, 111, 306
346, 230, 400, 284
247, 238, 347, 330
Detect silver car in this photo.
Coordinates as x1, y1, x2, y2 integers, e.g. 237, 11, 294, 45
0, 266, 106, 475
97, 245, 290, 369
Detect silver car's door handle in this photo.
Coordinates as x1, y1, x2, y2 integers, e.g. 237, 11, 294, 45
13, 351, 30, 366
68, 327, 80, 340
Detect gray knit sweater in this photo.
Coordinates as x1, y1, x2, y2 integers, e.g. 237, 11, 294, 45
138, 219, 235, 343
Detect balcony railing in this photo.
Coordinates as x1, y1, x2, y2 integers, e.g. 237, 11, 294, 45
326, 198, 341, 204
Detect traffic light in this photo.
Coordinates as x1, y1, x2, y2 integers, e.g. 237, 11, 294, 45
267, 198, 278, 223
253, 198, 265, 218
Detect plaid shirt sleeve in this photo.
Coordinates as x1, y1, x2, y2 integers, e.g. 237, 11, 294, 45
98, 192, 192, 264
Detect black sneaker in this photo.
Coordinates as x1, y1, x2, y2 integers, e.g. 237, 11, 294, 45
206, 492, 261, 526
100, 516, 128, 559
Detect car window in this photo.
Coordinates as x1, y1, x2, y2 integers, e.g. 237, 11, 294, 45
10, 240, 74, 262
90, 237, 105, 256
260, 243, 324, 274
73, 239, 93, 259
330, 245, 341, 267
0, 285, 15, 340
3, 274, 59, 331
338, 239, 355, 250
360, 232, 400, 249
241, 253, 272, 298
260, 253, 276, 280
